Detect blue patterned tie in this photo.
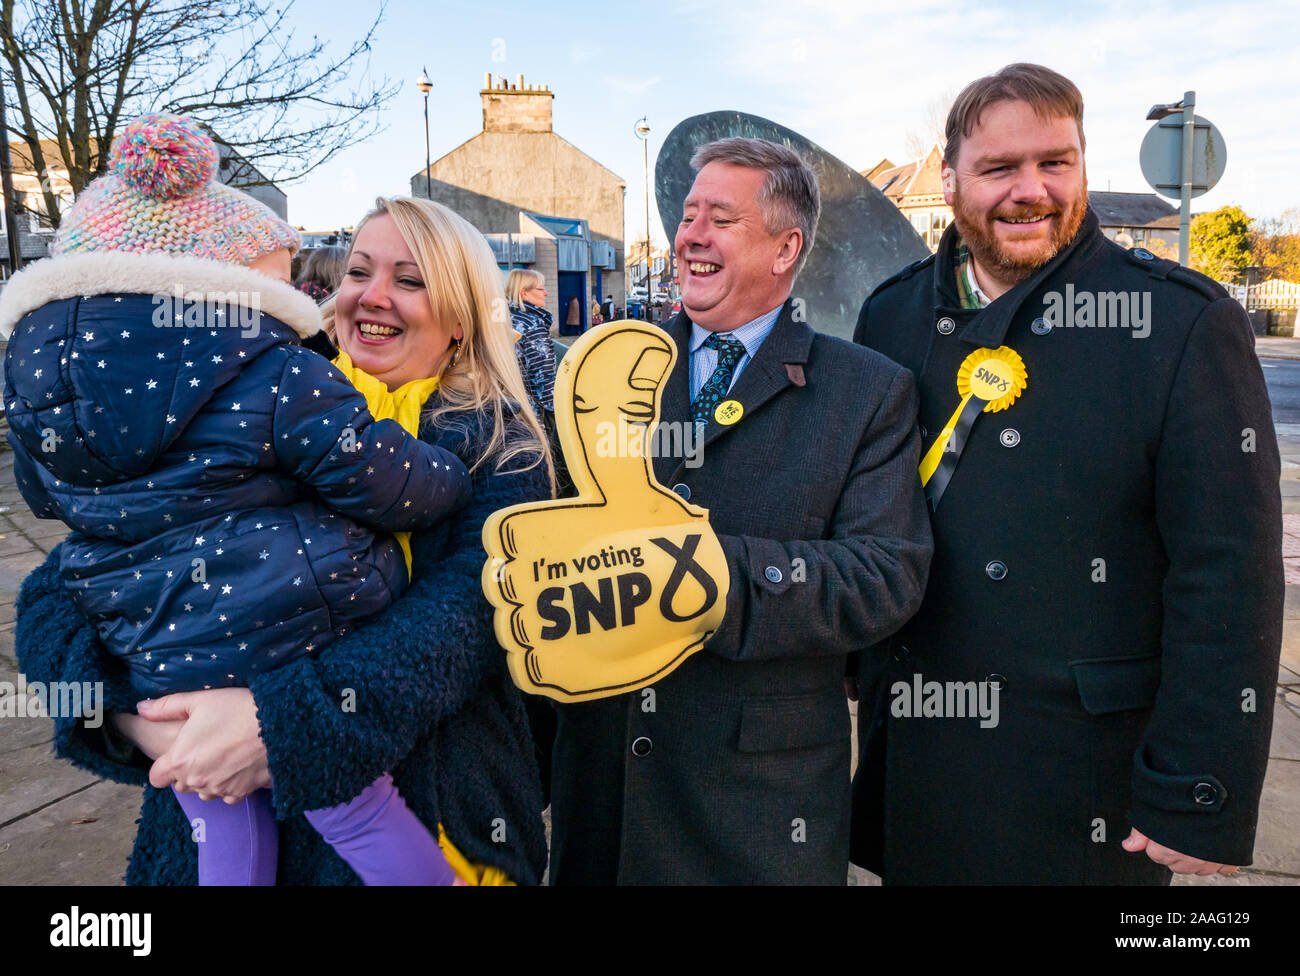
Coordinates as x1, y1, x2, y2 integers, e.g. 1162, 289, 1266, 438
692, 333, 746, 426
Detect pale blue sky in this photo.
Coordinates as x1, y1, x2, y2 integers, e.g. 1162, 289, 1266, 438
282, 0, 1299, 242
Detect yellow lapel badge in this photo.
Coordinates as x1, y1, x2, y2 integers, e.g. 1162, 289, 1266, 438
713, 399, 743, 425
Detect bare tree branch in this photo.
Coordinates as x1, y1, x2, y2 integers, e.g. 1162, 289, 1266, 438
2, 0, 398, 225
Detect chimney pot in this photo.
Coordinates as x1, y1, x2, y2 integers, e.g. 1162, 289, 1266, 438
480, 77, 554, 132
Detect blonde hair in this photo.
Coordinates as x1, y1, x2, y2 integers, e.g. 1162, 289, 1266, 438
323, 196, 554, 492
505, 268, 545, 307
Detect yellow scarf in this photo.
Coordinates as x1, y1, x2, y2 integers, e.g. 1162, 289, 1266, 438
330, 350, 513, 887
330, 351, 439, 578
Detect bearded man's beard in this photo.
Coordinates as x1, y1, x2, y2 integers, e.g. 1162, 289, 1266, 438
952, 178, 1088, 286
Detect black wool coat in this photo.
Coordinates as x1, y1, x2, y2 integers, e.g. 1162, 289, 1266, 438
548, 299, 933, 884
851, 210, 1283, 884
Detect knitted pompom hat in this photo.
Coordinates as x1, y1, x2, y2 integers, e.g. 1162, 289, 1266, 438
53, 114, 300, 263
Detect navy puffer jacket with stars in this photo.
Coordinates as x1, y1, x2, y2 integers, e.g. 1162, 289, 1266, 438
0, 251, 471, 697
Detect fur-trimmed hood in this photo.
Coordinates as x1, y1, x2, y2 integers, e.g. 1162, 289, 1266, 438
3, 251, 323, 484
0, 250, 322, 341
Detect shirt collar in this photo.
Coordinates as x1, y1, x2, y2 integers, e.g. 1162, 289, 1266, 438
689, 302, 785, 356
954, 239, 992, 310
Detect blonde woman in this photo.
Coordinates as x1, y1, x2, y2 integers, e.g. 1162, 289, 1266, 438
504, 268, 557, 419
15, 196, 555, 885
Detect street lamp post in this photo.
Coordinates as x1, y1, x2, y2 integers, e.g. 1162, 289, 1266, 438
417, 69, 433, 199
635, 117, 652, 321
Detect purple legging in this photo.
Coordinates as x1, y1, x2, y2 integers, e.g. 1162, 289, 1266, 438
171, 774, 456, 885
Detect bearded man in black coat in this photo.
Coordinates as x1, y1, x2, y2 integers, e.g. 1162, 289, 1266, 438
852, 63, 1282, 884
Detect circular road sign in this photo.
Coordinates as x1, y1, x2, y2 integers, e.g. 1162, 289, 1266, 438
1140, 114, 1227, 200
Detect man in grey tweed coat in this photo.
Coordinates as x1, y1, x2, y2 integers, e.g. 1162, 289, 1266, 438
547, 137, 933, 884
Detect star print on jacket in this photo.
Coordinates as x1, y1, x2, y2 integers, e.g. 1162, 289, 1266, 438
3, 257, 474, 698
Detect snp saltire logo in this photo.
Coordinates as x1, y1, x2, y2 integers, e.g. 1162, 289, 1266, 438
49, 906, 151, 956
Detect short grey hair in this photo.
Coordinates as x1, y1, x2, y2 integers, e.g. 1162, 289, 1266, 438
689, 137, 820, 277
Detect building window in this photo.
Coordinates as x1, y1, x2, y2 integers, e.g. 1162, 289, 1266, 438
930, 212, 951, 248
25, 191, 70, 234
911, 213, 928, 239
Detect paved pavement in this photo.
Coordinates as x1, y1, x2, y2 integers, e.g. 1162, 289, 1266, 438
1257, 336, 1300, 362
3, 364, 1300, 886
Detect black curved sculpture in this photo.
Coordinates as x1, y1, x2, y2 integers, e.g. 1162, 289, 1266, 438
655, 111, 930, 340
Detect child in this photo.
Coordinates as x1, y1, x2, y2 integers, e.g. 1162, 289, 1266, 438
1, 115, 464, 886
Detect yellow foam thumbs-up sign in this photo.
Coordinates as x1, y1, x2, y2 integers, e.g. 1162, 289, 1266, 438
482, 321, 729, 703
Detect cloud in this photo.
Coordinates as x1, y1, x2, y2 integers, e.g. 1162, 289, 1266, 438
602, 74, 665, 97
703, 0, 1299, 218
570, 41, 603, 66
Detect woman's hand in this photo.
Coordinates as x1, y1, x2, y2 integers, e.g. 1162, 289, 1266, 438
111, 711, 184, 761
138, 688, 271, 803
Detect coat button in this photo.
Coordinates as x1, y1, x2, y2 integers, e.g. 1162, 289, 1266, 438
672, 483, 691, 501
936, 317, 956, 335
1031, 316, 1052, 335
1192, 782, 1218, 805
985, 560, 1008, 580
764, 565, 783, 583
893, 644, 912, 662
999, 428, 1020, 447
1131, 247, 1155, 261
631, 736, 653, 757
985, 673, 1007, 691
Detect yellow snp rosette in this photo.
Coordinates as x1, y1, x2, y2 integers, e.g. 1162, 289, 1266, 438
919, 346, 1027, 505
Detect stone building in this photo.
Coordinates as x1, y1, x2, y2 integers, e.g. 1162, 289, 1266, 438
0, 140, 75, 276
1086, 191, 1180, 253
411, 74, 626, 331
214, 141, 288, 220
863, 144, 952, 250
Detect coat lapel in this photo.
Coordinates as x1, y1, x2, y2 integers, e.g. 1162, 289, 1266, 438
952, 208, 1105, 349
654, 313, 694, 487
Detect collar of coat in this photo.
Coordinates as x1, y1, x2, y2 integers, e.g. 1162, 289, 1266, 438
932, 207, 1104, 349
0, 250, 323, 341
511, 301, 553, 327
653, 296, 812, 484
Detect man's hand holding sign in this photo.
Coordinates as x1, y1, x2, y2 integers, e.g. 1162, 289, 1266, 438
483, 322, 729, 702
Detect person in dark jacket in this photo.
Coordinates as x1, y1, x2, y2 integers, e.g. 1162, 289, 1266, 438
13, 194, 555, 885
505, 268, 557, 418
851, 63, 1282, 884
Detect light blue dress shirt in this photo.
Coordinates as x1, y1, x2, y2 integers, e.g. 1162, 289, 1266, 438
688, 303, 785, 402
